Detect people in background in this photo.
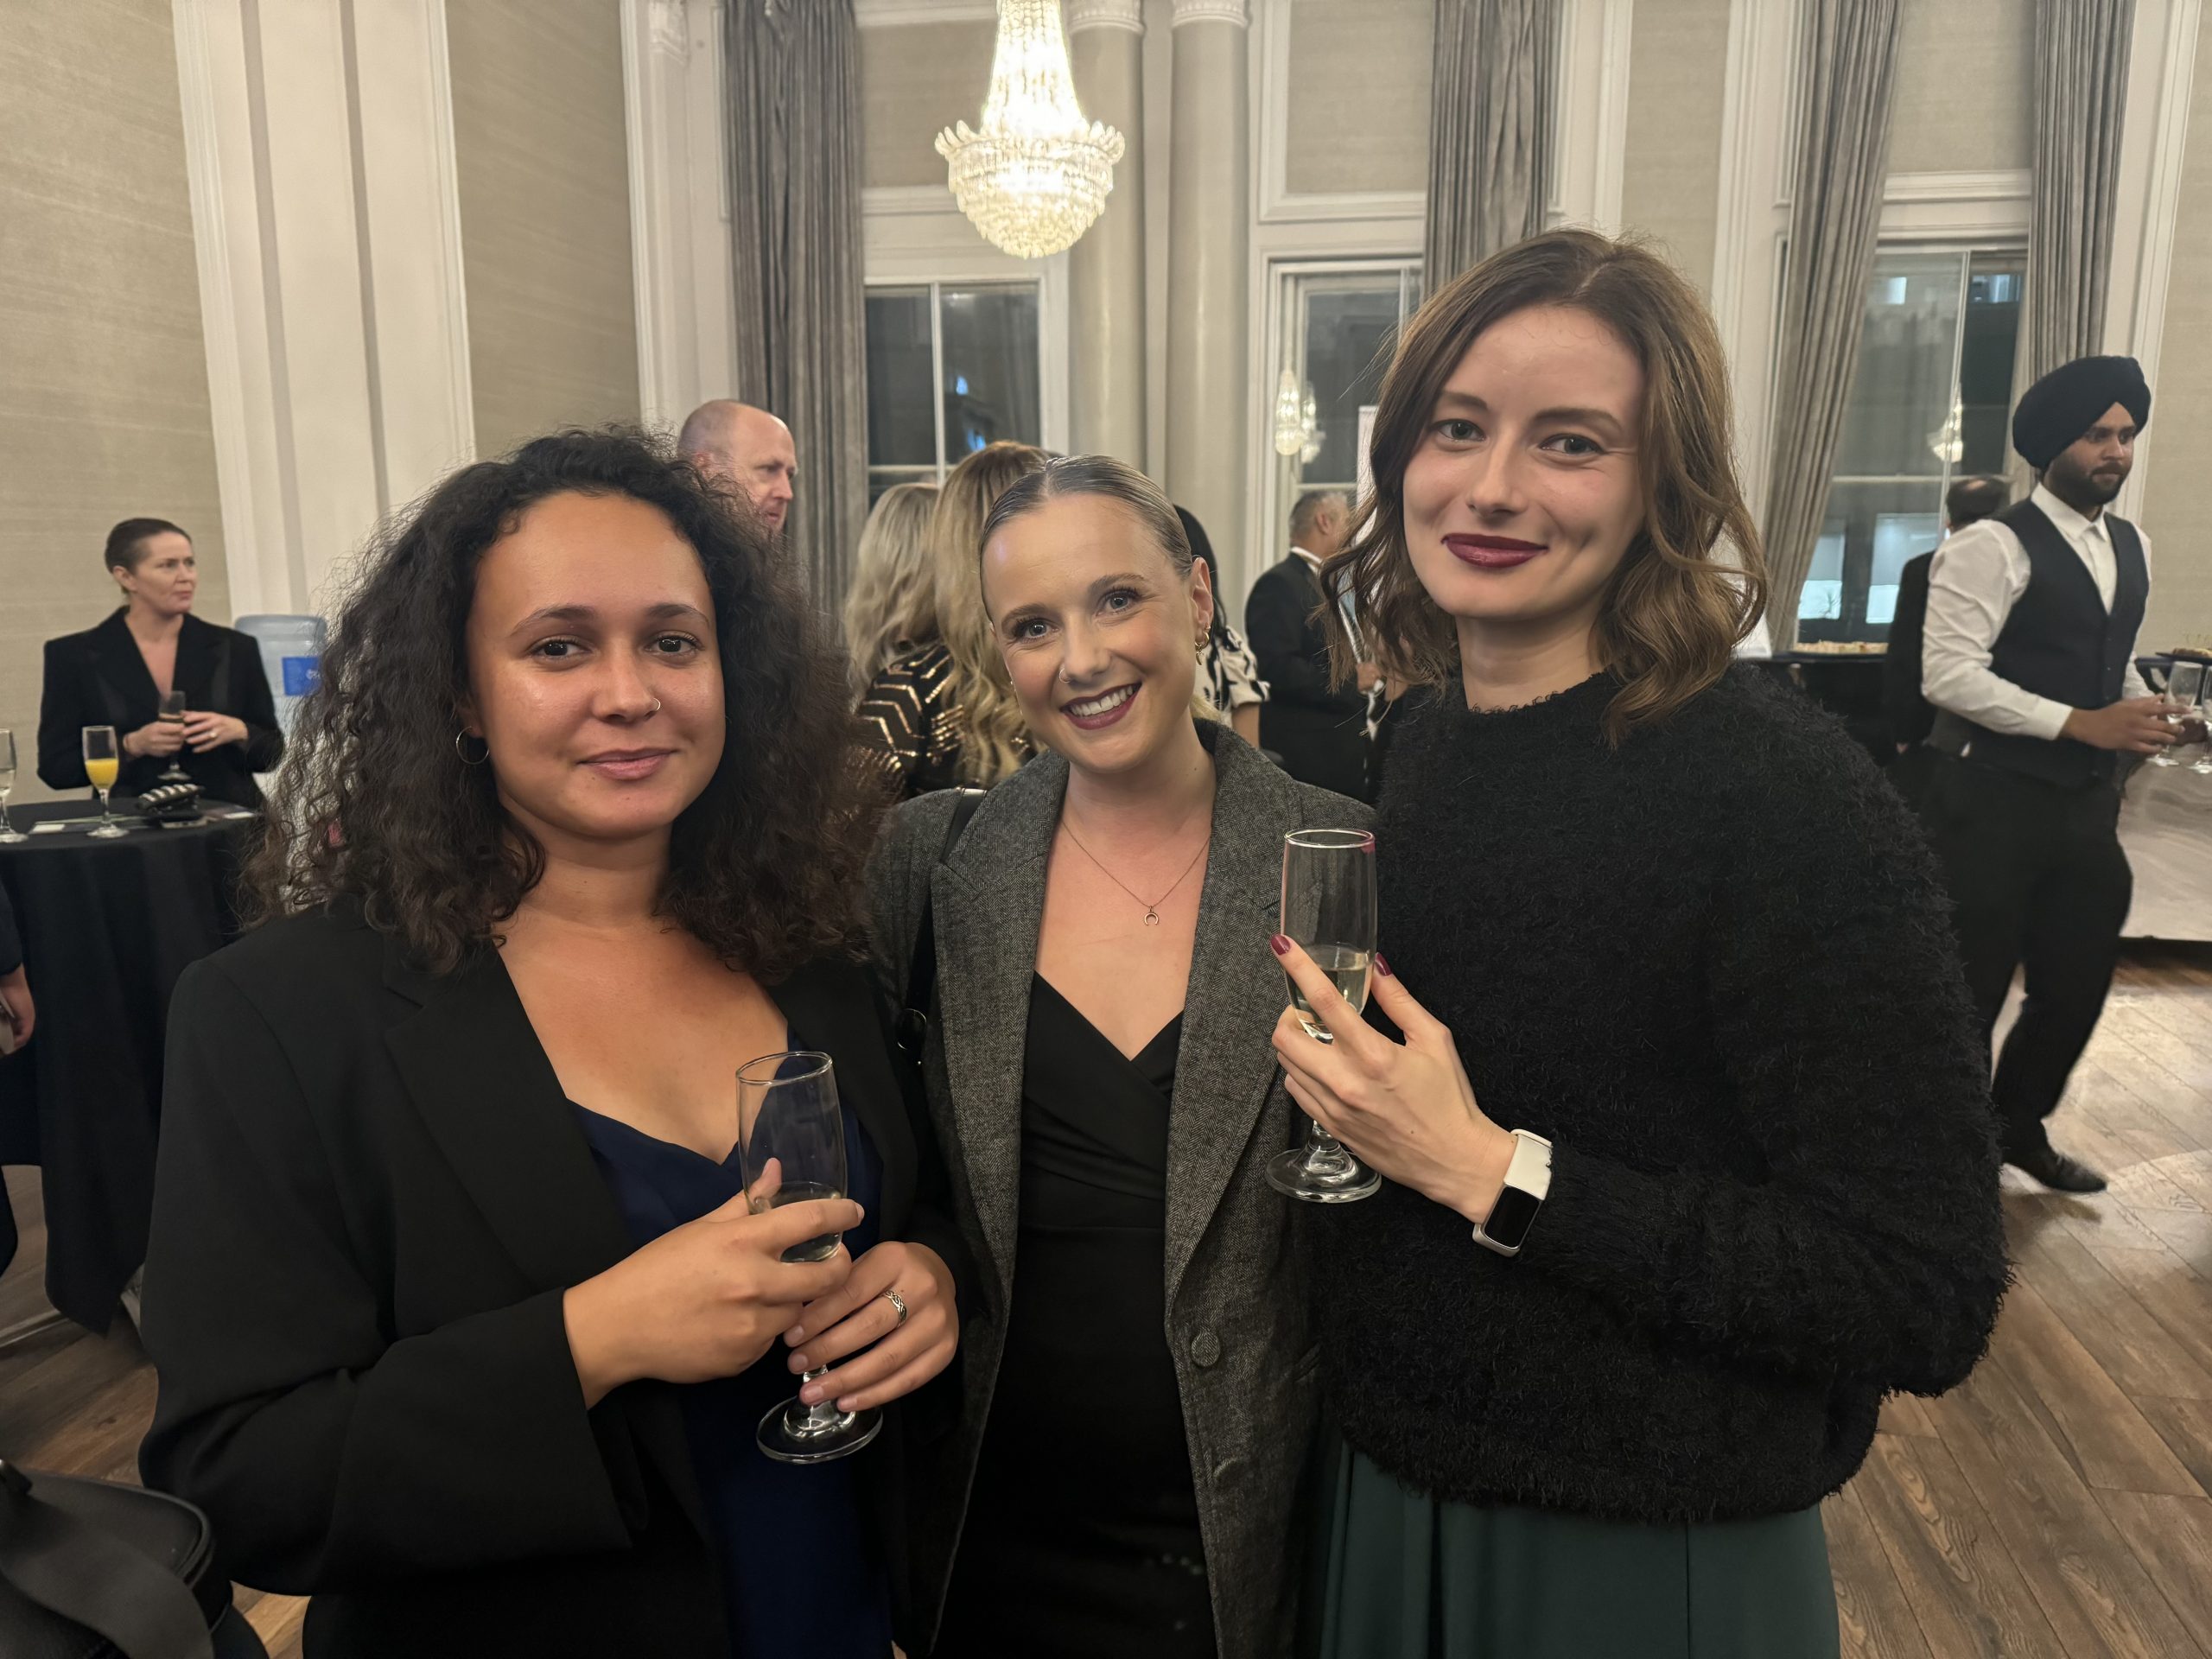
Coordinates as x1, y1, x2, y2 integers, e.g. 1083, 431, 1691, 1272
138, 431, 966, 1658
679, 400, 798, 537
1920, 355, 2164, 1194
855, 442, 1048, 800
1245, 490, 1380, 800
0, 887, 30, 1052
1175, 505, 1267, 747
842, 481, 943, 697
1885, 474, 2010, 792
1280, 230, 2004, 1658
38, 519, 283, 807
871, 455, 1363, 1659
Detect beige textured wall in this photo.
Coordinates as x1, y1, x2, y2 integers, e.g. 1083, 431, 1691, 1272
1282, 0, 1433, 197
861, 21, 995, 189
2139, 16, 2212, 652
448, 0, 639, 459
1617, 0, 1732, 294
1889, 0, 2035, 175
0, 0, 226, 803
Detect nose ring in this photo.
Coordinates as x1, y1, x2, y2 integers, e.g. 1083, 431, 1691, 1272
649, 698, 662, 715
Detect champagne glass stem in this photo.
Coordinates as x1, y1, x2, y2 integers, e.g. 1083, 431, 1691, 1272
792, 1366, 843, 1430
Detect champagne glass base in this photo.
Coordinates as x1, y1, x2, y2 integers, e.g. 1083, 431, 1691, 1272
1267, 1141, 1382, 1204
0, 826, 24, 844
86, 823, 129, 839
756, 1397, 881, 1465
2150, 753, 2181, 768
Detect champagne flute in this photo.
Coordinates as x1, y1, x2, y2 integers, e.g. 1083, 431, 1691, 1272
2151, 662, 2204, 768
2191, 677, 2212, 777
82, 725, 126, 837
1267, 828, 1382, 1203
156, 688, 192, 785
0, 729, 23, 843
739, 1052, 880, 1465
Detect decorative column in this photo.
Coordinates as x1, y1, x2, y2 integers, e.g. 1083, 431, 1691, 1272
1066, 0, 1147, 467
1164, 0, 1250, 575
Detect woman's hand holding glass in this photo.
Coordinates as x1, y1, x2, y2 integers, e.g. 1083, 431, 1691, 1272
782, 1238, 957, 1414
124, 718, 188, 760
182, 710, 249, 753
562, 1193, 861, 1409
1270, 941, 1519, 1225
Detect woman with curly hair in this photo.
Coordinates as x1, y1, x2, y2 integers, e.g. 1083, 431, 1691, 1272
842, 480, 941, 697
855, 442, 1046, 799
137, 429, 968, 1659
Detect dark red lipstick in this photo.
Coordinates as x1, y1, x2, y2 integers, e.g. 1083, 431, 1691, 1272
1444, 534, 1548, 569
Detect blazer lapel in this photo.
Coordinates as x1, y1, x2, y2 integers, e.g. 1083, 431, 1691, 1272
175, 615, 220, 709
88, 612, 156, 725
1164, 730, 1307, 1307
931, 758, 1065, 1311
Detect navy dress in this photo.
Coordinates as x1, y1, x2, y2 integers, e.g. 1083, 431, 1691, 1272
573, 1074, 891, 1659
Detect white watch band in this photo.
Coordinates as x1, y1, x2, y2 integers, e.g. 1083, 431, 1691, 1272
1471, 1128, 1553, 1258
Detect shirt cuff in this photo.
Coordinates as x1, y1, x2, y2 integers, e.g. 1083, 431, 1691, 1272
2024, 696, 2075, 744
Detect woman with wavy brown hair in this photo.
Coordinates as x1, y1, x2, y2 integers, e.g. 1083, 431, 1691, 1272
137, 430, 968, 1659
1268, 231, 2006, 1656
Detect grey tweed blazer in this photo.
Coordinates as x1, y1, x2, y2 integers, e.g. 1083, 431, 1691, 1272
867, 721, 1371, 1659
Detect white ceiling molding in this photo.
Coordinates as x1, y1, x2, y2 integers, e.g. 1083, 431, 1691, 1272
1250, 0, 1423, 228
1170, 0, 1249, 28
1067, 0, 1144, 32
1877, 168, 2032, 241
854, 0, 997, 26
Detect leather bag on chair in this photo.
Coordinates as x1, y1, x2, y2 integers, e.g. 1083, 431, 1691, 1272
0, 1461, 246, 1659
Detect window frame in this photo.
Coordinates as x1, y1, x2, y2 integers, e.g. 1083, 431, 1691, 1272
862, 277, 1050, 495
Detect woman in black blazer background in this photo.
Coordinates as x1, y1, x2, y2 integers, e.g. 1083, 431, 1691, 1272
38, 518, 283, 806
138, 431, 966, 1658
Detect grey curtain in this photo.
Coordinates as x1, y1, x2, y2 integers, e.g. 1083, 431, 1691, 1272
1424, 0, 1557, 286
1760, 0, 1903, 650
2024, 0, 2135, 378
726, 0, 868, 603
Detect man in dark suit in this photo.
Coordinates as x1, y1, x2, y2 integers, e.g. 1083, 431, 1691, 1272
1244, 491, 1378, 800
1885, 475, 2009, 787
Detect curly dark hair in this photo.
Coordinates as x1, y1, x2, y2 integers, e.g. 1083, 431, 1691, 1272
245, 427, 877, 981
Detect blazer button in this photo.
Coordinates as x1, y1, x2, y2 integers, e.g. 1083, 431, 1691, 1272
1190, 1329, 1221, 1368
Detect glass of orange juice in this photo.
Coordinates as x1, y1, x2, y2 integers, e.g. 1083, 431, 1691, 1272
82, 725, 126, 838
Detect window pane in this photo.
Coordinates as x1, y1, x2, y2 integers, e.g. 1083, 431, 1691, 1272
1300, 281, 1400, 490
1960, 251, 2025, 476
865, 289, 936, 467
868, 467, 937, 508
1831, 253, 1965, 480
1806, 480, 1945, 640
940, 285, 1040, 457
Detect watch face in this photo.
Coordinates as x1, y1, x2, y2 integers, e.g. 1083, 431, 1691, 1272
1485, 1185, 1542, 1251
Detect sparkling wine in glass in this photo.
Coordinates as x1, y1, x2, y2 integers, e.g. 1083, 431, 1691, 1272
82, 726, 126, 838
0, 729, 23, 843
1267, 828, 1382, 1203
2152, 663, 2204, 768
739, 1052, 880, 1465
156, 688, 192, 785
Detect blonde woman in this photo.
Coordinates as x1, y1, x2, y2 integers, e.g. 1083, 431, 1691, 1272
855, 443, 1046, 799
842, 481, 941, 696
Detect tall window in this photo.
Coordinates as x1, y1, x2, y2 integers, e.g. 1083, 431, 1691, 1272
864, 283, 1042, 504
1268, 263, 1422, 549
1802, 249, 2024, 641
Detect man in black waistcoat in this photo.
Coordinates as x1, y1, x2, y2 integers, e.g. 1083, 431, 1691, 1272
1245, 491, 1379, 800
1921, 355, 2168, 1192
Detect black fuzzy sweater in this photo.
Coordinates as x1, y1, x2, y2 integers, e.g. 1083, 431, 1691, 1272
1317, 667, 2008, 1523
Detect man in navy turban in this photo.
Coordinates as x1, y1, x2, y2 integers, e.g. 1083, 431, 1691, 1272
1916, 354, 2168, 1193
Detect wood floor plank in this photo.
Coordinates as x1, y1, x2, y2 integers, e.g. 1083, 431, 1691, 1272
2019, 1231, 2212, 1401
1852, 1432, 2069, 1659
2138, 1396, 2212, 1499
1879, 1391, 1942, 1440
1826, 1485, 1937, 1659
2076, 1246, 2212, 1382
1987, 1280, 2205, 1497
2093, 1491, 2212, 1649
238, 1589, 307, 1658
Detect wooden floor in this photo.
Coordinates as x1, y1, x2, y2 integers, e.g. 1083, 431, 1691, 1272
6, 950, 2212, 1656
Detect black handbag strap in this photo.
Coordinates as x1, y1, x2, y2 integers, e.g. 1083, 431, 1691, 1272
893, 788, 984, 1063
0, 1463, 213, 1659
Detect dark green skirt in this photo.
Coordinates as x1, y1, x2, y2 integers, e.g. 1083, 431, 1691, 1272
1317, 1446, 1839, 1659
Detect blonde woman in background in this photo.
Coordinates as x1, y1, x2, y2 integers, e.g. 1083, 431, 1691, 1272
842, 481, 941, 696
856, 442, 1047, 800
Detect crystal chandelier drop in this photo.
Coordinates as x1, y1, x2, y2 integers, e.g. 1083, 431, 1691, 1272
936, 0, 1125, 260
1927, 391, 1964, 465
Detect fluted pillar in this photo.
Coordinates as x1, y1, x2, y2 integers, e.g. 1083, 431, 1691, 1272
1066, 0, 1147, 467
1164, 0, 1250, 580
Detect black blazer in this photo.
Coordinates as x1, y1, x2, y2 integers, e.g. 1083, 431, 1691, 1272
137, 906, 968, 1658
1883, 551, 1938, 750
0, 887, 18, 977
1244, 556, 1370, 801
39, 611, 283, 805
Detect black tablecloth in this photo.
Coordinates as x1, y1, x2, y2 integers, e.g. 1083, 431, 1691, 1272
0, 798, 254, 1330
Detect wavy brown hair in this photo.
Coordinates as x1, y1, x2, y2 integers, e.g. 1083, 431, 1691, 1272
245, 427, 876, 980
1322, 229, 1767, 741
928, 441, 1049, 784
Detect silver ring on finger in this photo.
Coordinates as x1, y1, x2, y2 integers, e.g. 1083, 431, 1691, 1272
881, 1287, 909, 1325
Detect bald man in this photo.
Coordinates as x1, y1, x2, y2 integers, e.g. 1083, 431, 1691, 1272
678, 400, 797, 536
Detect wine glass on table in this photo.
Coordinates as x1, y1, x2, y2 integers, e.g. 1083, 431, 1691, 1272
1267, 828, 1383, 1203
2151, 663, 2204, 768
2190, 675, 2212, 777
740, 1051, 880, 1465
0, 729, 24, 843
82, 726, 127, 838
156, 689, 192, 785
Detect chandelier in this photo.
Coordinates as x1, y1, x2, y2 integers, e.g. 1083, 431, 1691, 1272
936, 0, 1125, 260
1273, 370, 1321, 463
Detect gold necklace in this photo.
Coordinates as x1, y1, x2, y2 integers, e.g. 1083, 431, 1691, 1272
1058, 819, 1211, 926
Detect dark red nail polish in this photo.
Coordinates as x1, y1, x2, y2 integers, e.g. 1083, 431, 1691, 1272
1270, 933, 1292, 956
1375, 954, 1393, 977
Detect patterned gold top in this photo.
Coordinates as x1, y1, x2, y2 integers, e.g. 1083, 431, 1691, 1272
855, 643, 989, 802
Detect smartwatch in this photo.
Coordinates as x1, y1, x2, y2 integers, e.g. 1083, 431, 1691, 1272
1471, 1129, 1553, 1258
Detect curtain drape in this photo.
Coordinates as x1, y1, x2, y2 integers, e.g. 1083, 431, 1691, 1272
2024, 0, 2137, 380
1423, 0, 1556, 288
726, 0, 868, 603
1759, 0, 1903, 650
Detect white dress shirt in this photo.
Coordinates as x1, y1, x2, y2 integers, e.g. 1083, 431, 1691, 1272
1922, 481, 2152, 742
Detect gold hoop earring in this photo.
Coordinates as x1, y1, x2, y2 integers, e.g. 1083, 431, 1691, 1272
454, 730, 489, 766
